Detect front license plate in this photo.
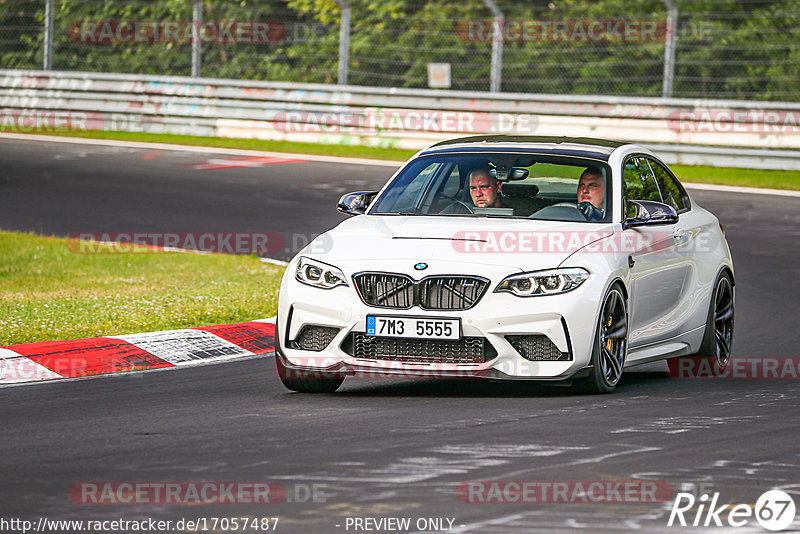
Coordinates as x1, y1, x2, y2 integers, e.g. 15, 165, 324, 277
366, 316, 460, 340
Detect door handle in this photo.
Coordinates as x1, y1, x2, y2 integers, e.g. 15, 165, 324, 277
673, 228, 686, 239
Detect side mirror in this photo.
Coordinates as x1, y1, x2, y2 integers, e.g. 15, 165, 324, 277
624, 200, 678, 228
337, 191, 378, 216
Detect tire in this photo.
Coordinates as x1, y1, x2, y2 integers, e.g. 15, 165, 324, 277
667, 271, 734, 377
580, 284, 628, 394
274, 316, 345, 393
275, 352, 345, 393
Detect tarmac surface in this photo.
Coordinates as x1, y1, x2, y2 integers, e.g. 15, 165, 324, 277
1, 137, 799, 533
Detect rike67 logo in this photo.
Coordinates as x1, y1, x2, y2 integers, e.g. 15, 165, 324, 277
668, 490, 796, 531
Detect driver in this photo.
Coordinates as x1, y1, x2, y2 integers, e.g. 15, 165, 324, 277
468, 168, 504, 208
576, 167, 606, 221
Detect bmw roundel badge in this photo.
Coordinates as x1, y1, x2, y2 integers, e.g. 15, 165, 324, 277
414, 262, 428, 271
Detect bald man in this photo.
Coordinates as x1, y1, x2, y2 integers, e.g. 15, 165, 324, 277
468, 168, 504, 208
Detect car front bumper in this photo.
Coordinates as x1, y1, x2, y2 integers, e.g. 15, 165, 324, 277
276, 267, 606, 382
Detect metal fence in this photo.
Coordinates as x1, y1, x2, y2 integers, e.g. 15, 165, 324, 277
1, 0, 799, 101
3, 69, 800, 170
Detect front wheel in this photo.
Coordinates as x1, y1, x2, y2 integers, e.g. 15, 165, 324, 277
580, 284, 628, 394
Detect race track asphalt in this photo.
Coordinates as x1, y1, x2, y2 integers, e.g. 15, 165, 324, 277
1, 138, 799, 533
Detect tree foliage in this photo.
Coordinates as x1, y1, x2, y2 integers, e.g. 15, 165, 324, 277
1, 0, 798, 100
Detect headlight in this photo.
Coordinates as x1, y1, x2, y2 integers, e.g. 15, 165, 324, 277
495, 268, 589, 297
295, 257, 348, 289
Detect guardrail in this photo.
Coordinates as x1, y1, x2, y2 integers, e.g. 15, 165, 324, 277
2, 69, 800, 170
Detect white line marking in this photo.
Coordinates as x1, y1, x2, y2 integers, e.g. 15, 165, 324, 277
0, 349, 62, 382
684, 182, 800, 197
446, 513, 530, 534
260, 257, 289, 266
492, 444, 662, 480
0, 348, 24, 360
0, 133, 403, 167
4, 133, 799, 197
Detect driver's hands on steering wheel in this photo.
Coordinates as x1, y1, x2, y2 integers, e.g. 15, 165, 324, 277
577, 201, 604, 221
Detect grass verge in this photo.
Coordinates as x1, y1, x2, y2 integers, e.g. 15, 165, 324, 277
0, 230, 284, 346
670, 164, 800, 191
22, 129, 419, 162
10, 130, 800, 191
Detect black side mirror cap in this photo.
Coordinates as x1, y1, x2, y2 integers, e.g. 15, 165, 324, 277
624, 200, 678, 228
337, 191, 378, 216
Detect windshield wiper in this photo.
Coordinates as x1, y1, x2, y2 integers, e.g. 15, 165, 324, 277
373, 211, 420, 216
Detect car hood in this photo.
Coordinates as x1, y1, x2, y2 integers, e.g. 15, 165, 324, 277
303, 215, 615, 276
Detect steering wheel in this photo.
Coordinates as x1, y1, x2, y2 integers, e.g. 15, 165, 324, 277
449, 199, 474, 214
437, 194, 474, 214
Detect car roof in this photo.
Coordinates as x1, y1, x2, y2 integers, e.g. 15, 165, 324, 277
422, 135, 628, 161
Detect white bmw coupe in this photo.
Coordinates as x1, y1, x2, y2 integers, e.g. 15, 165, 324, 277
274, 136, 734, 393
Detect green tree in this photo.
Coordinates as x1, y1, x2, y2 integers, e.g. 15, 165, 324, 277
1, 0, 798, 100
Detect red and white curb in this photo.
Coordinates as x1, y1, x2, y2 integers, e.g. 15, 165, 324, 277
0, 318, 275, 385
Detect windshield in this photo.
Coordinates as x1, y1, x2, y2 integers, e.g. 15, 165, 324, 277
369, 153, 612, 222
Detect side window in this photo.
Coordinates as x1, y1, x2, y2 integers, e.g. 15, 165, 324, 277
622, 156, 662, 218
421, 162, 469, 212
441, 165, 463, 198
635, 158, 663, 203
649, 159, 689, 212
383, 161, 437, 210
